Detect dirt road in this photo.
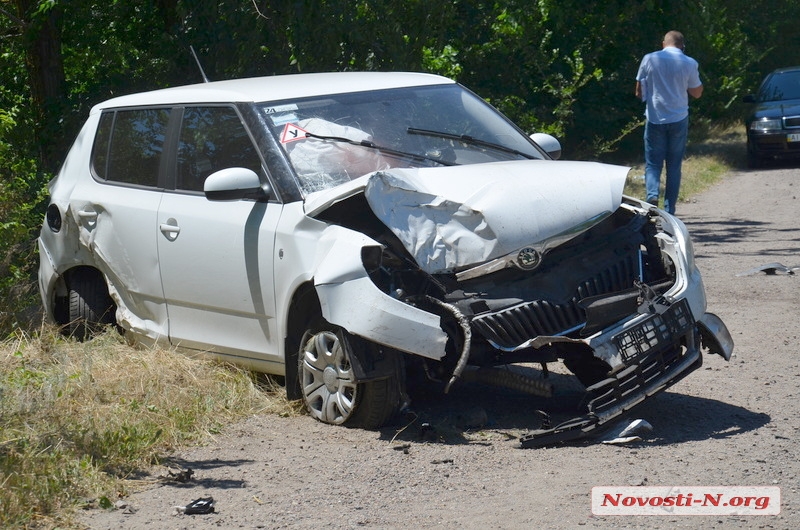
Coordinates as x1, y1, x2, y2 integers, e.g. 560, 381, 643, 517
83, 165, 800, 529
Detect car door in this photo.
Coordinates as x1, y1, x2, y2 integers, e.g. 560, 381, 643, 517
71, 108, 170, 339
156, 105, 283, 367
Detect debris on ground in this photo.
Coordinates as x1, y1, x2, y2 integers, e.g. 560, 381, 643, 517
736, 262, 799, 276
174, 496, 215, 516
600, 419, 653, 445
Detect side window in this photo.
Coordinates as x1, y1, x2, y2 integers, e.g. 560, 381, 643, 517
91, 108, 170, 187
176, 106, 262, 192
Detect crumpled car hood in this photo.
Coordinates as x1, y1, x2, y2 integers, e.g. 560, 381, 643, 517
304, 159, 629, 275
364, 160, 628, 274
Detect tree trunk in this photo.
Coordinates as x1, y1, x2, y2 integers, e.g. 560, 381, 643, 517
15, 0, 67, 173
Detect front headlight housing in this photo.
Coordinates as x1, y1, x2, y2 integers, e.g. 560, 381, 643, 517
749, 118, 782, 132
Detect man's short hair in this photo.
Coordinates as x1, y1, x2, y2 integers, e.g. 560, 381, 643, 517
663, 31, 685, 49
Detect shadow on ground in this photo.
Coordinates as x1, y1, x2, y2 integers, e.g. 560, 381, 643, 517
381, 373, 770, 450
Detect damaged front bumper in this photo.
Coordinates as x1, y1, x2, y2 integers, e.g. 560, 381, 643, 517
519, 298, 733, 448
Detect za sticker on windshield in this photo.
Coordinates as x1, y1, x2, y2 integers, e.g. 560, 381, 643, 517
264, 103, 299, 114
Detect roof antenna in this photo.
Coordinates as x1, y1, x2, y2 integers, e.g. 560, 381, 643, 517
189, 45, 210, 83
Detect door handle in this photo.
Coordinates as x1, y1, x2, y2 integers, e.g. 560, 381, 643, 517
77, 209, 98, 221
77, 208, 98, 229
160, 218, 181, 241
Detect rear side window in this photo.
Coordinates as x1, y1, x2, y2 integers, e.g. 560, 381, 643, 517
92, 108, 171, 187
176, 106, 262, 192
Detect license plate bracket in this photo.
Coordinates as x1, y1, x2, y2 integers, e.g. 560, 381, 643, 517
614, 299, 693, 363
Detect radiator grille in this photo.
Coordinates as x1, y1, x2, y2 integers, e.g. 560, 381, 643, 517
472, 254, 639, 348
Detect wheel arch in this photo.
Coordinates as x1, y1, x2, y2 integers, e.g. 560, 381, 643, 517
283, 280, 409, 402
53, 266, 109, 324
56, 265, 117, 339
284, 282, 319, 400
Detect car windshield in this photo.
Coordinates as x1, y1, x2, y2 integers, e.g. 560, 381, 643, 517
757, 71, 800, 102
258, 84, 545, 195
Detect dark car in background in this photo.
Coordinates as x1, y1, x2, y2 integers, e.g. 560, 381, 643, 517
744, 66, 800, 167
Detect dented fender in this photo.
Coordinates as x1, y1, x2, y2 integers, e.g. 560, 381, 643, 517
312, 226, 448, 359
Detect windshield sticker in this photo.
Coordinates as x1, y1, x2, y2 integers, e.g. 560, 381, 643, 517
270, 112, 298, 126
264, 104, 299, 114
280, 123, 309, 144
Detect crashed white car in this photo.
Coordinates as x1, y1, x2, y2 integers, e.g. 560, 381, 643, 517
38, 72, 733, 446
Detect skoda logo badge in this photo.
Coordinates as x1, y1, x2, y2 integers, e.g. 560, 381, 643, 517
517, 247, 540, 270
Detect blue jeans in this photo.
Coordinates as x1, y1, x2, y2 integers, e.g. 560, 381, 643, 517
644, 117, 689, 215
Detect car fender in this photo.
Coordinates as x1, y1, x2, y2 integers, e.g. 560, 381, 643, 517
311, 225, 448, 359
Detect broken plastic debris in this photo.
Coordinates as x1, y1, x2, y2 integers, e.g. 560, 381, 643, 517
600, 418, 653, 445
736, 262, 799, 276
175, 496, 215, 515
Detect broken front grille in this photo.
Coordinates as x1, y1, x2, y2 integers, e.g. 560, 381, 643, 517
472, 253, 639, 348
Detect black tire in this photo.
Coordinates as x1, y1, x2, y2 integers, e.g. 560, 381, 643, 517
746, 143, 762, 169
66, 268, 116, 340
297, 320, 402, 428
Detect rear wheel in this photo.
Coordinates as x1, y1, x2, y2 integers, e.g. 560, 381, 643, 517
298, 321, 402, 428
66, 268, 116, 340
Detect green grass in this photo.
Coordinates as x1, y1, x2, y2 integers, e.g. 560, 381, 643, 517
0, 327, 302, 529
622, 125, 747, 207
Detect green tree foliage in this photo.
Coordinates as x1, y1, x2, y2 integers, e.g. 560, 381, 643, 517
1, 0, 800, 334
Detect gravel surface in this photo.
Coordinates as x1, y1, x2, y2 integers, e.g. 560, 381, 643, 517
82, 165, 800, 529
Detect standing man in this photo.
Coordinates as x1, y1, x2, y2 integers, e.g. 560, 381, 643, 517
635, 30, 703, 215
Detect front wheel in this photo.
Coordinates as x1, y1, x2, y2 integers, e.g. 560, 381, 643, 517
298, 322, 402, 428
746, 142, 762, 169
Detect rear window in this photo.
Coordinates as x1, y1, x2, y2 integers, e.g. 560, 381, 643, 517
92, 108, 171, 187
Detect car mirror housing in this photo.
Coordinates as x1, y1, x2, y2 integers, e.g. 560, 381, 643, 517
530, 132, 562, 160
204, 167, 270, 201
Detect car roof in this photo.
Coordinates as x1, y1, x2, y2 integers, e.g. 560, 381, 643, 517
91, 72, 455, 113
770, 66, 800, 75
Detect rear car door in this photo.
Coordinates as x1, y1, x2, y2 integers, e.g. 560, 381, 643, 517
156, 105, 283, 367
72, 107, 170, 338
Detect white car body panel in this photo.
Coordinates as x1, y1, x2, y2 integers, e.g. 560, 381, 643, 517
69, 187, 168, 340
156, 193, 282, 364
311, 226, 448, 359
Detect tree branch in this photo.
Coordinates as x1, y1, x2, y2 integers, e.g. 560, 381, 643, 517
0, 6, 26, 29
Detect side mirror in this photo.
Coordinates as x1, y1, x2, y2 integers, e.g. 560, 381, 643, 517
530, 133, 562, 160
742, 94, 756, 103
204, 167, 270, 201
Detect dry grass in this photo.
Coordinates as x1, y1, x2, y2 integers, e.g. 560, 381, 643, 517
0, 326, 301, 528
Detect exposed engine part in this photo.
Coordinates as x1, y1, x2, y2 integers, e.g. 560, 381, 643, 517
459, 366, 553, 397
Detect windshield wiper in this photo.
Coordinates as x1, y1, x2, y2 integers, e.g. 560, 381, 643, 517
303, 131, 454, 166
407, 127, 536, 160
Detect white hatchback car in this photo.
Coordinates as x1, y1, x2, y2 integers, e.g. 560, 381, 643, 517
39, 72, 733, 446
